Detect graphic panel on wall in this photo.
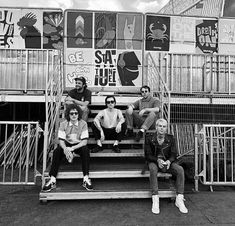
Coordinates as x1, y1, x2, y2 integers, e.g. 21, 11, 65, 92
170, 16, 195, 53
18, 9, 43, 49
43, 11, 63, 49
145, 15, 170, 51
94, 49, 117, 86
117, 13, 143, 50
219, 19, 235, 54
195, 19, 218, 54
65, 48, 94, 88
67, 11, 93, 48
0, 8, 24, 48
117, 50, 142, 86
95, 13, 116, 49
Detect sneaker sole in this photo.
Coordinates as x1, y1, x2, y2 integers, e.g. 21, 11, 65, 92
175, 202, 188, 214
42, 186, 56, 192
82, 184, 93, 191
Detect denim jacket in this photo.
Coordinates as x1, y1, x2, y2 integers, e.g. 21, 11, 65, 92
145, 133, 178, 164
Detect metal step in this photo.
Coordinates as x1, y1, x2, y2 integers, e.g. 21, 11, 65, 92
89, 149, 144, 157
88, 139, 144, 144
39, 189, 176, 201
45, 170, 172, 179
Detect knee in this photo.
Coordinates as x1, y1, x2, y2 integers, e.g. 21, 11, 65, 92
149, 112, 157, 118
176, 165, 184, 176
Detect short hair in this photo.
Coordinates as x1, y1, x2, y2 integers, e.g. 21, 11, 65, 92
156, 118, 168, 127
64, 104, 83, 121
105, 95, 116, 107
140, 85, 150, 92
74, 76, 87, 89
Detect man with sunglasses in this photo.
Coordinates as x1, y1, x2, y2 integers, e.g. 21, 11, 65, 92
145, 118, 188, 214
65, 76, 91, 121
42, 104, 93, 192
125, 85, 160, 141
91, 95, 126, 153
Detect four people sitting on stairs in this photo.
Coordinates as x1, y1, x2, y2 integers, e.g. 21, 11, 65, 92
42, 104, 93, 192
125, 85, 161, 141
91, 95, 127, 153
145, 118, 188, 214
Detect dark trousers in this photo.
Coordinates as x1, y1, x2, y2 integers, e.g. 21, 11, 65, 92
49, 143, 90, 177
91, 122, 127, 141
148, 162, 185, 195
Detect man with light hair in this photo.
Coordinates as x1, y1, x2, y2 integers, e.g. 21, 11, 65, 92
145, 118, 188, 214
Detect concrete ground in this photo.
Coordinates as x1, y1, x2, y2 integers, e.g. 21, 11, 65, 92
1, 183, 235, 226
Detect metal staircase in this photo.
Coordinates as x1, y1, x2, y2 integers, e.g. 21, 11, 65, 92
39, 53, 174, 202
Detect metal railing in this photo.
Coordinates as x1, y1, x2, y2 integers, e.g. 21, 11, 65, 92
0, 49, 62, 92
0, 121, 40, 185
42, 50, 63, 185
151, 53, 235, 94
146, 52, 171, 126
195, 124, 235, 191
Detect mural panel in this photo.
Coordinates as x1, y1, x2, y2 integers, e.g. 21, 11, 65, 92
195, 19, 218, 54
219, 19, 235, 54
170, 16, 195, 53
145, 15, 170, 51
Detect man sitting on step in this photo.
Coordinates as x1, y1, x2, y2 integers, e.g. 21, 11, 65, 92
91, 95, 127, 153
125, 85, 160, 141
42, 104, 93, 192
64, 76, 91, 122
145, 118, 188, 214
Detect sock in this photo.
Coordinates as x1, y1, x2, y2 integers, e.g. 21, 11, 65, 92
50, 176, 56, 183
97, 140, 102, 147
83, 175, 89, 182
113, 140, 119, 146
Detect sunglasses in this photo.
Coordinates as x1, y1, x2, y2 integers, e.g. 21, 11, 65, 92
141, 90, 149, 93
69, 112, 78, 116
106, 100, 115, 104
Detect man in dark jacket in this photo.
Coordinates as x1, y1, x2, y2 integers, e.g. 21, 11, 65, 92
145, 118, 188, 214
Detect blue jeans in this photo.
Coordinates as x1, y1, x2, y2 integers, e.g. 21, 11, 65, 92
148, 162, 185, 195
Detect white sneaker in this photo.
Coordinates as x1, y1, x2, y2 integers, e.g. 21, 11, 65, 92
175, 194, 188, 213
152, 195, 160, 214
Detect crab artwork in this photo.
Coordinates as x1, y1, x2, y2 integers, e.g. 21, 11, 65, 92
147, 23, 169, 43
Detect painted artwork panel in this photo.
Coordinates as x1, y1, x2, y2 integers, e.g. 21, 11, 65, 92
0, 8, 24, 48
195, 19, 218, 54
94, 49, 117, 86
219, 19, 235, 54
117, 13, 143, 50
94, 13, 116, 49
43, 11, 63, 49
170, 16, 196, 53
17, 9, 43, 49
145, 15, 170, 51
116, 50, 142, 86
65, 48, 94, 89
66, 11, 93, 48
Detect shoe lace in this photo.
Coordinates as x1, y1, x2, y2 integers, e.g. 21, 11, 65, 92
84, 178, 91, 185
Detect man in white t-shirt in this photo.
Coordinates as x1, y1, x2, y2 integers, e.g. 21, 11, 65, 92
91, 95, 127, 153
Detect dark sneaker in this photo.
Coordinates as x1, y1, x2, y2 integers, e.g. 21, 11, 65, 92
126, 129, 134, 138
82, 178, 93, 191
91, 145, 103, 153
135, 130, 143, 142
112, 145, 121, 153
42, 180, 56, 192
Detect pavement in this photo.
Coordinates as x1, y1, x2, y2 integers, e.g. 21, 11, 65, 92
1, 183, 235, 226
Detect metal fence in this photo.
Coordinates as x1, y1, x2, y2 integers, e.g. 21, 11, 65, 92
0, 49, 62, 92
150, 52, 235, 94
0, 121, 41, 185
146, 52, 171, 127
195, 124, 235, 191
